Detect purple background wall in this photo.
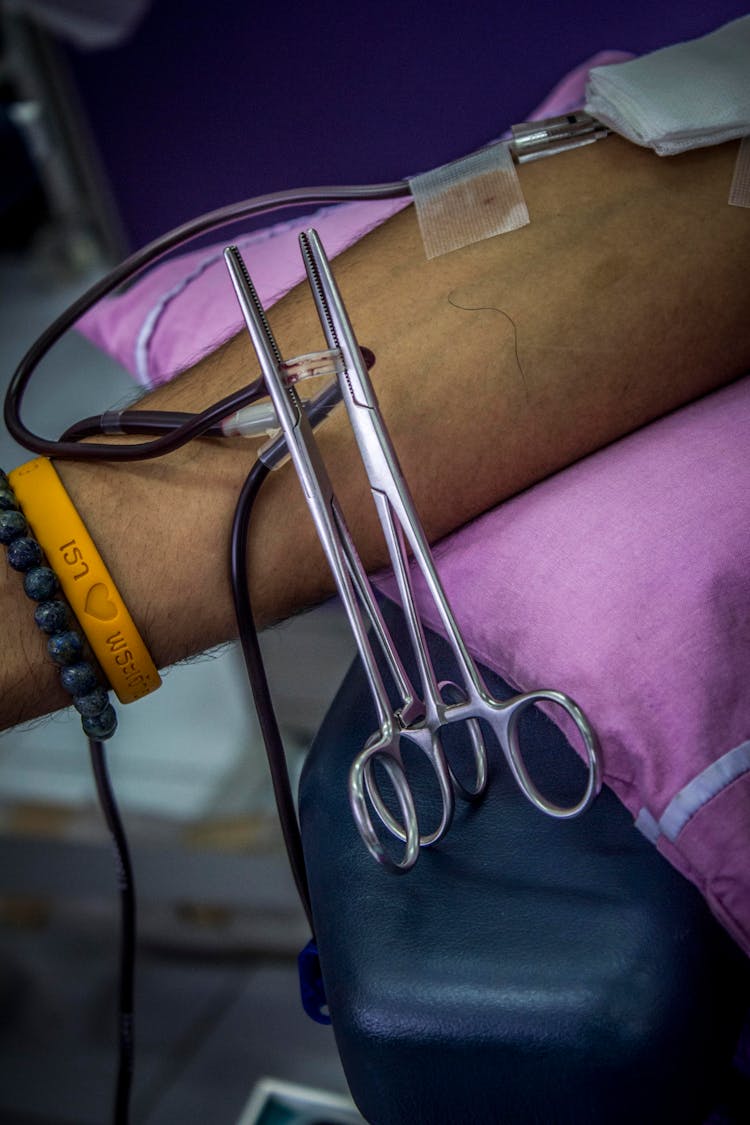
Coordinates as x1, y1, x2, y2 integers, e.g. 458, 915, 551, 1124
67, 0, 749, 249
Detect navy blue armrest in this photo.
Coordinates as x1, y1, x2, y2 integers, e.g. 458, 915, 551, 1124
299, 600, 749, 1125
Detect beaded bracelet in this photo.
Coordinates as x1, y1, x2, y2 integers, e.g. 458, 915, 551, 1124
0, 467, 117, 740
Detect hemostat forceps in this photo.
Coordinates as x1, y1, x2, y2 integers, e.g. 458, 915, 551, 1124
225, 233, 601, 873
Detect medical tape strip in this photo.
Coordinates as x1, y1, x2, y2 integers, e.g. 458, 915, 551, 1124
729, 136, 750, 208
408, 142, 529, 260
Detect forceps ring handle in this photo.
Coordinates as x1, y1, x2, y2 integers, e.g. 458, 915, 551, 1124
438, 680, 488, 801
363, 681, 487, 847
363, 728, 455, 849
349, 736, 421, 872
500, 690, 601, 817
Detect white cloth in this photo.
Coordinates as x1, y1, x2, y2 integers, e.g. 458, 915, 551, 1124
584, 15, 750, 155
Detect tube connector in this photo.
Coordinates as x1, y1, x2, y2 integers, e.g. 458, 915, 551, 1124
509, 111, 610, 163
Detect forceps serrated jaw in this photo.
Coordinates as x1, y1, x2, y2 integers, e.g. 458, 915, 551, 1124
224, 246, 303, 432
299, 230, 379, 413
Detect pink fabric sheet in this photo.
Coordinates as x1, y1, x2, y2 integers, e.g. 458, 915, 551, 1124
376, 374, 750, 956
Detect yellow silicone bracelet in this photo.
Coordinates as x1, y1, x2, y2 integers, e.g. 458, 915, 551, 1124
9, 458, 161, 704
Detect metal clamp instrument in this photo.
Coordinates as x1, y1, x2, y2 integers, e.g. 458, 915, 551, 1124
225, 232, 601, 872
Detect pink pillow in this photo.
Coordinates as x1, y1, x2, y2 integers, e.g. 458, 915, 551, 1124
376, 374, 750, 957
75, 54, 750, 956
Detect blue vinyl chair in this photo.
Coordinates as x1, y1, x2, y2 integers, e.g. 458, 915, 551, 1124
298, 600, 750, 1125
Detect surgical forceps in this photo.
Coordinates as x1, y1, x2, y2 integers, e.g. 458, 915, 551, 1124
225, 233, 601, 872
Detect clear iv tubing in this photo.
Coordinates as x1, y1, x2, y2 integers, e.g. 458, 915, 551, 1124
4, 181, 411, 461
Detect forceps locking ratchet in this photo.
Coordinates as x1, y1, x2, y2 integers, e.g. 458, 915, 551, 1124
225, 233, 601, 873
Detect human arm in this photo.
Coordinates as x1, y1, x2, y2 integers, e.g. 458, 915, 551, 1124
2, 135, 749, 729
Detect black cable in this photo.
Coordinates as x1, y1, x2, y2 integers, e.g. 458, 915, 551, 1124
78, 435, 317, 1125
225, 378, 345, 932
54, 377, 340, 1125
88, 738, 136, 1125
17, 374, 267, 462
230, 459, 314, 930
4, 181, 409, 459
60, 410, 228, 443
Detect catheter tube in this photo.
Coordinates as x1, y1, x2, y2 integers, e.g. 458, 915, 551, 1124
4, 183, 409, 460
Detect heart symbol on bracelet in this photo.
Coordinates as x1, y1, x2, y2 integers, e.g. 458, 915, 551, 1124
84, 582, 117, 621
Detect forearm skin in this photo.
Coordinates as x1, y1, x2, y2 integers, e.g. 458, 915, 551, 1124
2, 137, 748, 728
